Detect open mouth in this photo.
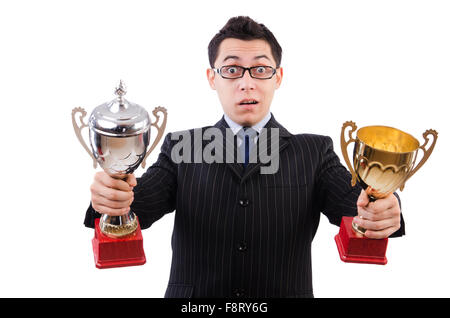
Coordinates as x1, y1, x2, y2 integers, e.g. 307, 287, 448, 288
239, 99, 259, 106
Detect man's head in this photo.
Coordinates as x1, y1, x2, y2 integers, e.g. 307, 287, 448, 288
207, 16, 283, 126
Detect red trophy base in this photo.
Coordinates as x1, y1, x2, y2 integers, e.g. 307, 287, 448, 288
92, 218, 146, 269
334, 216, 388, 265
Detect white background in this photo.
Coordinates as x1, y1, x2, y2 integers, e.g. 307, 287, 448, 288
0, 0, 448, 297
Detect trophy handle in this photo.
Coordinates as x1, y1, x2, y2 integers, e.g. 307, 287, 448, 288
400, 129, 438, 190
71, 107, 97, 168
141, 106, 168, 169
340, 121, 358, 187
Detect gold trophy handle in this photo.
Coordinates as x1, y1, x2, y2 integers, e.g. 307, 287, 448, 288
71, 107, 97, 168
400, 129, 438, 190
340, 121, 358, 187
141, 106, 168, 169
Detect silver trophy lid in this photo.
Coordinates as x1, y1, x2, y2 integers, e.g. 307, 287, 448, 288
89, 80, 150, 137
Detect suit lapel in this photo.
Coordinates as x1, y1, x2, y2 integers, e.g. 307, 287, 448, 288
242, 115, 292, 181
209, 116, 244, 179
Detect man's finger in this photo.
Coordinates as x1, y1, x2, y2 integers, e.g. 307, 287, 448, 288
357, 189, 369, 207
364, 193, 398, 214
91, 183, 133, 202
353, 215, 398, 232
357, 205, 399, 222
92, 193, 134, 209
92, 204, 130, 216
364, 226, 399, 239
95, 172, 133, 191
125, 174, 137, 188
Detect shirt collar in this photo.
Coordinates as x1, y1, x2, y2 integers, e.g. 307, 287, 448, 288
223, 112, 272, 136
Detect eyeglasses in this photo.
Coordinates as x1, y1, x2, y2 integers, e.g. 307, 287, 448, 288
213, 65, 277, 80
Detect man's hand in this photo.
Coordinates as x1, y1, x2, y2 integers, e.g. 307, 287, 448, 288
353, 190, 401, 239
90, 171, 137, 216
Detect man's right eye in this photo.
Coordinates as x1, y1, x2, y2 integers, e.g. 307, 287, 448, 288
224, 67, 238, 74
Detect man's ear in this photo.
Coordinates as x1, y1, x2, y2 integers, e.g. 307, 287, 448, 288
206, 68, 216, 90
275, 67, 283, 89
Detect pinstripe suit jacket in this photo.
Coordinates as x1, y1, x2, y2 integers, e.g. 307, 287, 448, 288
84, 114, 404, 298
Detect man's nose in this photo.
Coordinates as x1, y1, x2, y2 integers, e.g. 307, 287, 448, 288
238, 70, 256, 91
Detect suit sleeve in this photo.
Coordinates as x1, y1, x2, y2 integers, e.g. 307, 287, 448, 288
84, 133, 178, 230
315, 136, 405, 238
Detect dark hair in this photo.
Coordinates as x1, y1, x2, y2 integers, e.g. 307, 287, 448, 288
208, 16, 282, 68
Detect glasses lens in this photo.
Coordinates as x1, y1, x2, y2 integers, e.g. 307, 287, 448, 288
250, 66, 275, 79
220, 66, 244, 78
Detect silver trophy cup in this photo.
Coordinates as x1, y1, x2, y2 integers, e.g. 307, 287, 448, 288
72, 81, 167, 238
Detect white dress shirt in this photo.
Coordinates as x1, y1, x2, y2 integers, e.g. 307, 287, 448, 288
223, 112, 272, 147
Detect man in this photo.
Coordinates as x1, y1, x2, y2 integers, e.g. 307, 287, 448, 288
85, 16, 403, 298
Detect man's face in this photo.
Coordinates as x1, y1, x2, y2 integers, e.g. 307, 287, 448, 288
207, 38, 283, 126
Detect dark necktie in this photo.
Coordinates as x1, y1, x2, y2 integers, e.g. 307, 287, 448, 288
244, 133, 250, 168
239, 127, 257, 169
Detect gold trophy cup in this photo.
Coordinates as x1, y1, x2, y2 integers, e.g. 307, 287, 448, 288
335, 121, 437, 264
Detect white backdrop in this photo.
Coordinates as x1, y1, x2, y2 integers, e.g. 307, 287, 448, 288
0, 0, 448, 298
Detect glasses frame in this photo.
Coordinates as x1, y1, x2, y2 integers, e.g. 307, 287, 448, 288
213, 65, 277, 80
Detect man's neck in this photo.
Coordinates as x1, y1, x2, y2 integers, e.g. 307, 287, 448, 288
224, 112, 272, 135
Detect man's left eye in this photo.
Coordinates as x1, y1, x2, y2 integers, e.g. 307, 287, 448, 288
256, 67, 266, 73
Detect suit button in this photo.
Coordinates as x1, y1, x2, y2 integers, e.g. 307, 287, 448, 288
233, 289, 245, 297
239, 199, 249, 207
238, 243, 247, 252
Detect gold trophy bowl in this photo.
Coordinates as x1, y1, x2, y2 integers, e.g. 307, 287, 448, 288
335, 121, 437, 264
